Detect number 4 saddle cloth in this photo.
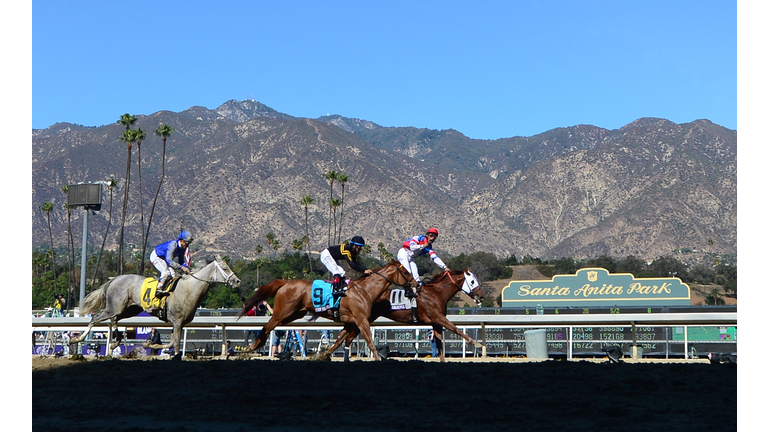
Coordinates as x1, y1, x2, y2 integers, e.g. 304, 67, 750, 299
139, 277, 181, 310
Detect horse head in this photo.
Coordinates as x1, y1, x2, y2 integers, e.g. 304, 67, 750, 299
211, 255, 241, 289
458, 269, 484, 306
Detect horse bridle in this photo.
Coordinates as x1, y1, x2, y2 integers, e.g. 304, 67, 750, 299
371, 263, 418, 290
446, 270, 483, 304
189, 258, 238, 286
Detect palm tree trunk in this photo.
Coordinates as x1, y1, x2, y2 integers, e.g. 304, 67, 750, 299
145, 137, 167, 269
46, 212, 56, 297
137, 144, 146, 275
118, 152, 131, 274
338, 185, 345, 243
92, 186, 114, 292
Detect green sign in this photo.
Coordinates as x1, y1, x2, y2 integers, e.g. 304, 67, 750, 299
501, 268, 691, 307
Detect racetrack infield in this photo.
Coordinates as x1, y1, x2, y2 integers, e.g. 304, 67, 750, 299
32, 355, 736, 431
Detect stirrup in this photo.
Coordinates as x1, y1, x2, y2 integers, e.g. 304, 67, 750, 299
155, 289, 170, 298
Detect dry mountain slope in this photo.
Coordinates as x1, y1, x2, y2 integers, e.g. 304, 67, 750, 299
32, 100, 736, 265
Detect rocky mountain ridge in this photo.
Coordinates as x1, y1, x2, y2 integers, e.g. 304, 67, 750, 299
32, 100, 736, 266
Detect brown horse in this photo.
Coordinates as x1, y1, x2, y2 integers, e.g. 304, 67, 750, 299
238, 260, 417, 361
326, 269, 485, 362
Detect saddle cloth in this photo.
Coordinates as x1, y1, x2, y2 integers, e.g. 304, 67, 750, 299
388, 288, 410, 310
311, 280, 341, 313
139, 277, 179, 310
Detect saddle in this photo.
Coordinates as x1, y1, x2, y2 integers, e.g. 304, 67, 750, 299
140, 277, 182, 312
311, 280, 341, 313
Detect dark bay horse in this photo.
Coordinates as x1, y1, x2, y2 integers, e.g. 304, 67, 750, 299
71, 255, 241, 359
239, 260, 417, 361
326, 269, 485, 362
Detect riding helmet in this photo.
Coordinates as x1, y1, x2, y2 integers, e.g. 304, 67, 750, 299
350, 236, 366, 246
179, 230, 194, 243
426, 227, 439, 237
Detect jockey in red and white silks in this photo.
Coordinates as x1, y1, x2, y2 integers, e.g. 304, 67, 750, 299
397, 227, 450, 291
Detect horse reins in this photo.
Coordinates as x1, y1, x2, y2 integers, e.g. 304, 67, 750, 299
371, 264, 417, 289
189, 259, 237, 285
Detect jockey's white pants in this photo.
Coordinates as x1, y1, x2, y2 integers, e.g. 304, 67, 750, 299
319, 249, 345, 277
397, 247, 421, 283
150, 250, 177, 282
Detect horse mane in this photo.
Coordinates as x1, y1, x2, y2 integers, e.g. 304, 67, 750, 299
427, 268, 466, 284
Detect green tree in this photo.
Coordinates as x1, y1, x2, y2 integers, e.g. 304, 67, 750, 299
92, 178, 118, 290
60, 185, 76, 310
145, 124, 174, 268
324, 170, 338, 246
39, 201, 57, 296
117, 124, 137, 274
266, 232, 275, 260
133, 127, 148, 274
329, 197, 342, 244
378, 242, 393, 262
300, 195, 315, 271
337, 173, 348, 243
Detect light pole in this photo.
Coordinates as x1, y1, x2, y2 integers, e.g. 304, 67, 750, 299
67, 183, 102, 309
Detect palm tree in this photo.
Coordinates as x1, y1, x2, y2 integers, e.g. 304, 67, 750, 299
145, 124, 174, 267
117, 127, 137, 274
337, 173, 348, 243
271, 239, 282, 260
300, 195, 315, 270
40, 201, 57, 296
266, 232, 275, 260
133, 127, 148, 275
329, 197, 342, 242
324, 170, 338, 246
92, 178, 117, 290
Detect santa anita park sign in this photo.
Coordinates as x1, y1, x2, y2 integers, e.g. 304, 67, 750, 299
501, 268, 691, 307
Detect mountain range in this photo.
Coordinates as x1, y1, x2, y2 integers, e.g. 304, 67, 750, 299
32, 99, 737, 266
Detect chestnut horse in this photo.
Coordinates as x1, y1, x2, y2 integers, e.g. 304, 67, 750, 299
238, 260, 417, 361
325, 269, 485, 362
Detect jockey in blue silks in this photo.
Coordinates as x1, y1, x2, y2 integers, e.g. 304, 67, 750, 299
149, 230, 194, 298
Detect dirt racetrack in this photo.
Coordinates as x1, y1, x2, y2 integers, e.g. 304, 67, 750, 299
32, 355, 736, 431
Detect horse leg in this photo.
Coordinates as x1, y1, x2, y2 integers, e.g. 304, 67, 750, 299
352, 318, 380, 361
434, 326, 446, 363
431, 316, 478, 347
245, 309, 306, 353
108, 317, 123, 352
169, 322, 185, 360
70, 310, 115, 344
325, 328, 349, 355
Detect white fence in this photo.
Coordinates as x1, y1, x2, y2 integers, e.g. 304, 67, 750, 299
32, 311, 736, 360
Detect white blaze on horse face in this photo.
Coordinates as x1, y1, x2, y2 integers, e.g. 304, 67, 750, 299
461, 272, 479, 294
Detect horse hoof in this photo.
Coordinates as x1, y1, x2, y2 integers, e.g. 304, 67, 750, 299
171, 353, 182, 361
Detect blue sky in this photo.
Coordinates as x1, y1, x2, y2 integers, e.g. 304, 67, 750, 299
30, 1, 737, 140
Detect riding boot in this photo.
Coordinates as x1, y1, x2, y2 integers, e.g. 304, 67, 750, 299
332, 275, 346, 297
155, 280, 170, 298
411, 306, 419, 323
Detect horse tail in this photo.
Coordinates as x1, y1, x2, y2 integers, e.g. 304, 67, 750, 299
79, 280, 111, 316
237, 279, 287, 318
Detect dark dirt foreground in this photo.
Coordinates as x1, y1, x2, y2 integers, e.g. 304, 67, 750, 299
32, 356, 736, 431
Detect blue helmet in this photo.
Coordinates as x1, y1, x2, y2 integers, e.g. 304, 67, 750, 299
179, 230, 194, 243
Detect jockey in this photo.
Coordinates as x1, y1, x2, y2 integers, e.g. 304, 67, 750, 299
150, 230, 193, 298
319, 236, 373, 322
397, 227, 450, 322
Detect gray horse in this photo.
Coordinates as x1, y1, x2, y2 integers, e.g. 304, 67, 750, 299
71, 255, 240, 359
